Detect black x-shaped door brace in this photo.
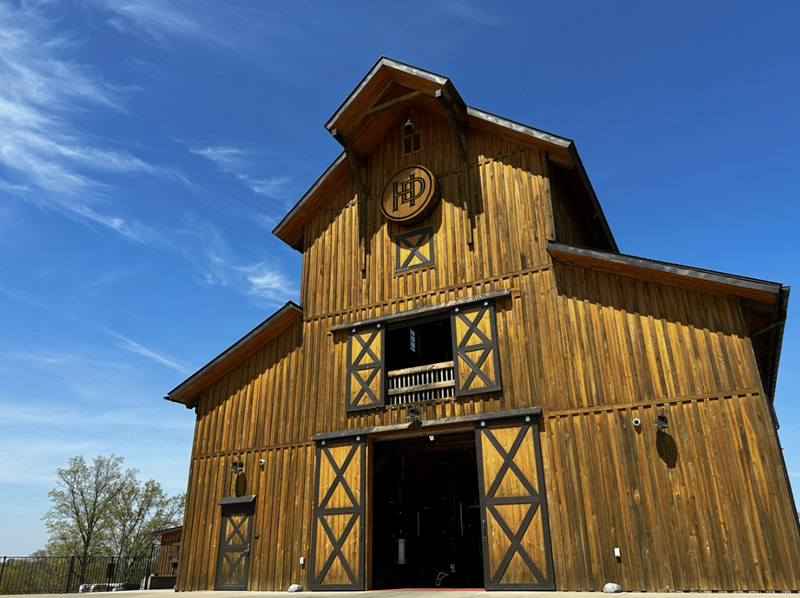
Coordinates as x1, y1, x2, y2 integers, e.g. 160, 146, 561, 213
311, 441, 365, 590
395, 228, 434, 272
220, 550, 248, 587
477, 421, 554, 589
347, 327, 384, 410
453, 304, 501, 395
216, 508, 252, 589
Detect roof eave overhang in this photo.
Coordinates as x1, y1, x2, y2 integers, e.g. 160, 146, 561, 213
273, 108, 590, 251
547, 241, 783, 303
165, 302, 303, 408
274, 58, 615, 253
325, 56, 466, 133
465, 106, 572, 153
765, 285, 789, 401
565, 146, 619, 253
152, 526, 182, 537
272, 152, 348, 250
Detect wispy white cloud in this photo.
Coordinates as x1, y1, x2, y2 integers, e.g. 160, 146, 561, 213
174, 214, 298, 304
230, 205, 278, 230
188, 144, 292, 198
1, 348, 84, 369
85, 0, 286, 52
90, 0, 222, 44
1, 324, 190, 377
237, 263, 298, 302
0, 3, 177, 243
100, 329, 194, 374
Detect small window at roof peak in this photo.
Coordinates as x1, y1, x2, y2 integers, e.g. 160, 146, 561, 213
403, 133, 421, 155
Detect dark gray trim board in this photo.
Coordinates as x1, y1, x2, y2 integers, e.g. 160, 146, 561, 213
329, 289, 512, 333
217, 495, 257, 506
312, 406, 543, 443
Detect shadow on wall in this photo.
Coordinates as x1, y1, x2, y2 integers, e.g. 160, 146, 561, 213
656, 431, 678, 468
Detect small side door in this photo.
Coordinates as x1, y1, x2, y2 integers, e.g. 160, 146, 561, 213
215, 503, 254, 590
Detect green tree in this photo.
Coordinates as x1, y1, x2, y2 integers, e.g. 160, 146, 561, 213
44, 455, 123, 563
106, 474, 184, 561
42, 454, 183, 583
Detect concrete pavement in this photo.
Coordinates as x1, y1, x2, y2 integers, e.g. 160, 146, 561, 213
4, 591, 798, 598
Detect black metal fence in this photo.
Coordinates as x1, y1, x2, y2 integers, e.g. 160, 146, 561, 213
0, 554, 153, 595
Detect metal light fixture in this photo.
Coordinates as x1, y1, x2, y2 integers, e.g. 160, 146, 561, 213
407, 407, 420, 422
230, 457, 244, 474
652, 409, 669, 431
404, 119, 414, 135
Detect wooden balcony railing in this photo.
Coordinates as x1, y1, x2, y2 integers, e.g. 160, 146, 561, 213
386, 360, 455, 405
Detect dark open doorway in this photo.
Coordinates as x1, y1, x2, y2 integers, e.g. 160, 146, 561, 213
371, 431, 483, 589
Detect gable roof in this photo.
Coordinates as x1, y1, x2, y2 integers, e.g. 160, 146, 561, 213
273, 57, 616, 252
165, 302, 302, 408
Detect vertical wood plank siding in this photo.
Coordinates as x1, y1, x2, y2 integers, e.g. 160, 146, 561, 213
542, 396, 800, 591
177, 110, 800, 590
301, 116, 554, 318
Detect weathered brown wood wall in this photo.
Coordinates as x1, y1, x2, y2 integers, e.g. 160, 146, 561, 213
543, 395, 800, 591
176, 102, 800, 591
177, 318, 314, 592
301, 112, 556, 318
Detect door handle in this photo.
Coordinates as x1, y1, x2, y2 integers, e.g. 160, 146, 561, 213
243, 544, 250, 555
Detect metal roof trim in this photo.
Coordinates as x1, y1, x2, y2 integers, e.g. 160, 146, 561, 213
325, 56, 456, 131
466, 106, 573, 149
272, 152, 347, 244
547, 241, 783, 296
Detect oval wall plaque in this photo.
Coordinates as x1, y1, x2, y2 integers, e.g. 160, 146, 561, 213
380, 165, 440, 224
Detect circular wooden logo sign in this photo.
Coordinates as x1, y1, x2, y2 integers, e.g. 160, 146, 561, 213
380, 165, 440, 224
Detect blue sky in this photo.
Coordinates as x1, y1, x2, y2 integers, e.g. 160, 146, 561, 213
1, 1, 799, 555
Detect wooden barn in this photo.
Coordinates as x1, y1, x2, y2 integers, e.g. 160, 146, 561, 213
166, 57, 800, 592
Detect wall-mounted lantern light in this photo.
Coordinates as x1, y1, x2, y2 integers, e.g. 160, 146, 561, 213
230, 457, 244, 474
652, 409, 669, 431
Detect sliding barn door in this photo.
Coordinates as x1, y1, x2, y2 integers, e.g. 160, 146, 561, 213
451, 301, 502, 396
310, 438, 366, 590
346, 325, 385, 412
475, 416, 554, 590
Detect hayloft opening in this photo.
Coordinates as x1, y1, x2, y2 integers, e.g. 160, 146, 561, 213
371, 431, 483, 589
386, 315, 452, 371
385, 315, 455, 405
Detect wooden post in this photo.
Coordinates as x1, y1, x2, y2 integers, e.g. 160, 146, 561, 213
332, 129, 369, 272
436, 89, 474, 246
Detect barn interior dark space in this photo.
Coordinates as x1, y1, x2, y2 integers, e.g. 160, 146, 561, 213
371, 431, 483, 589
385, 315, 452, 371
